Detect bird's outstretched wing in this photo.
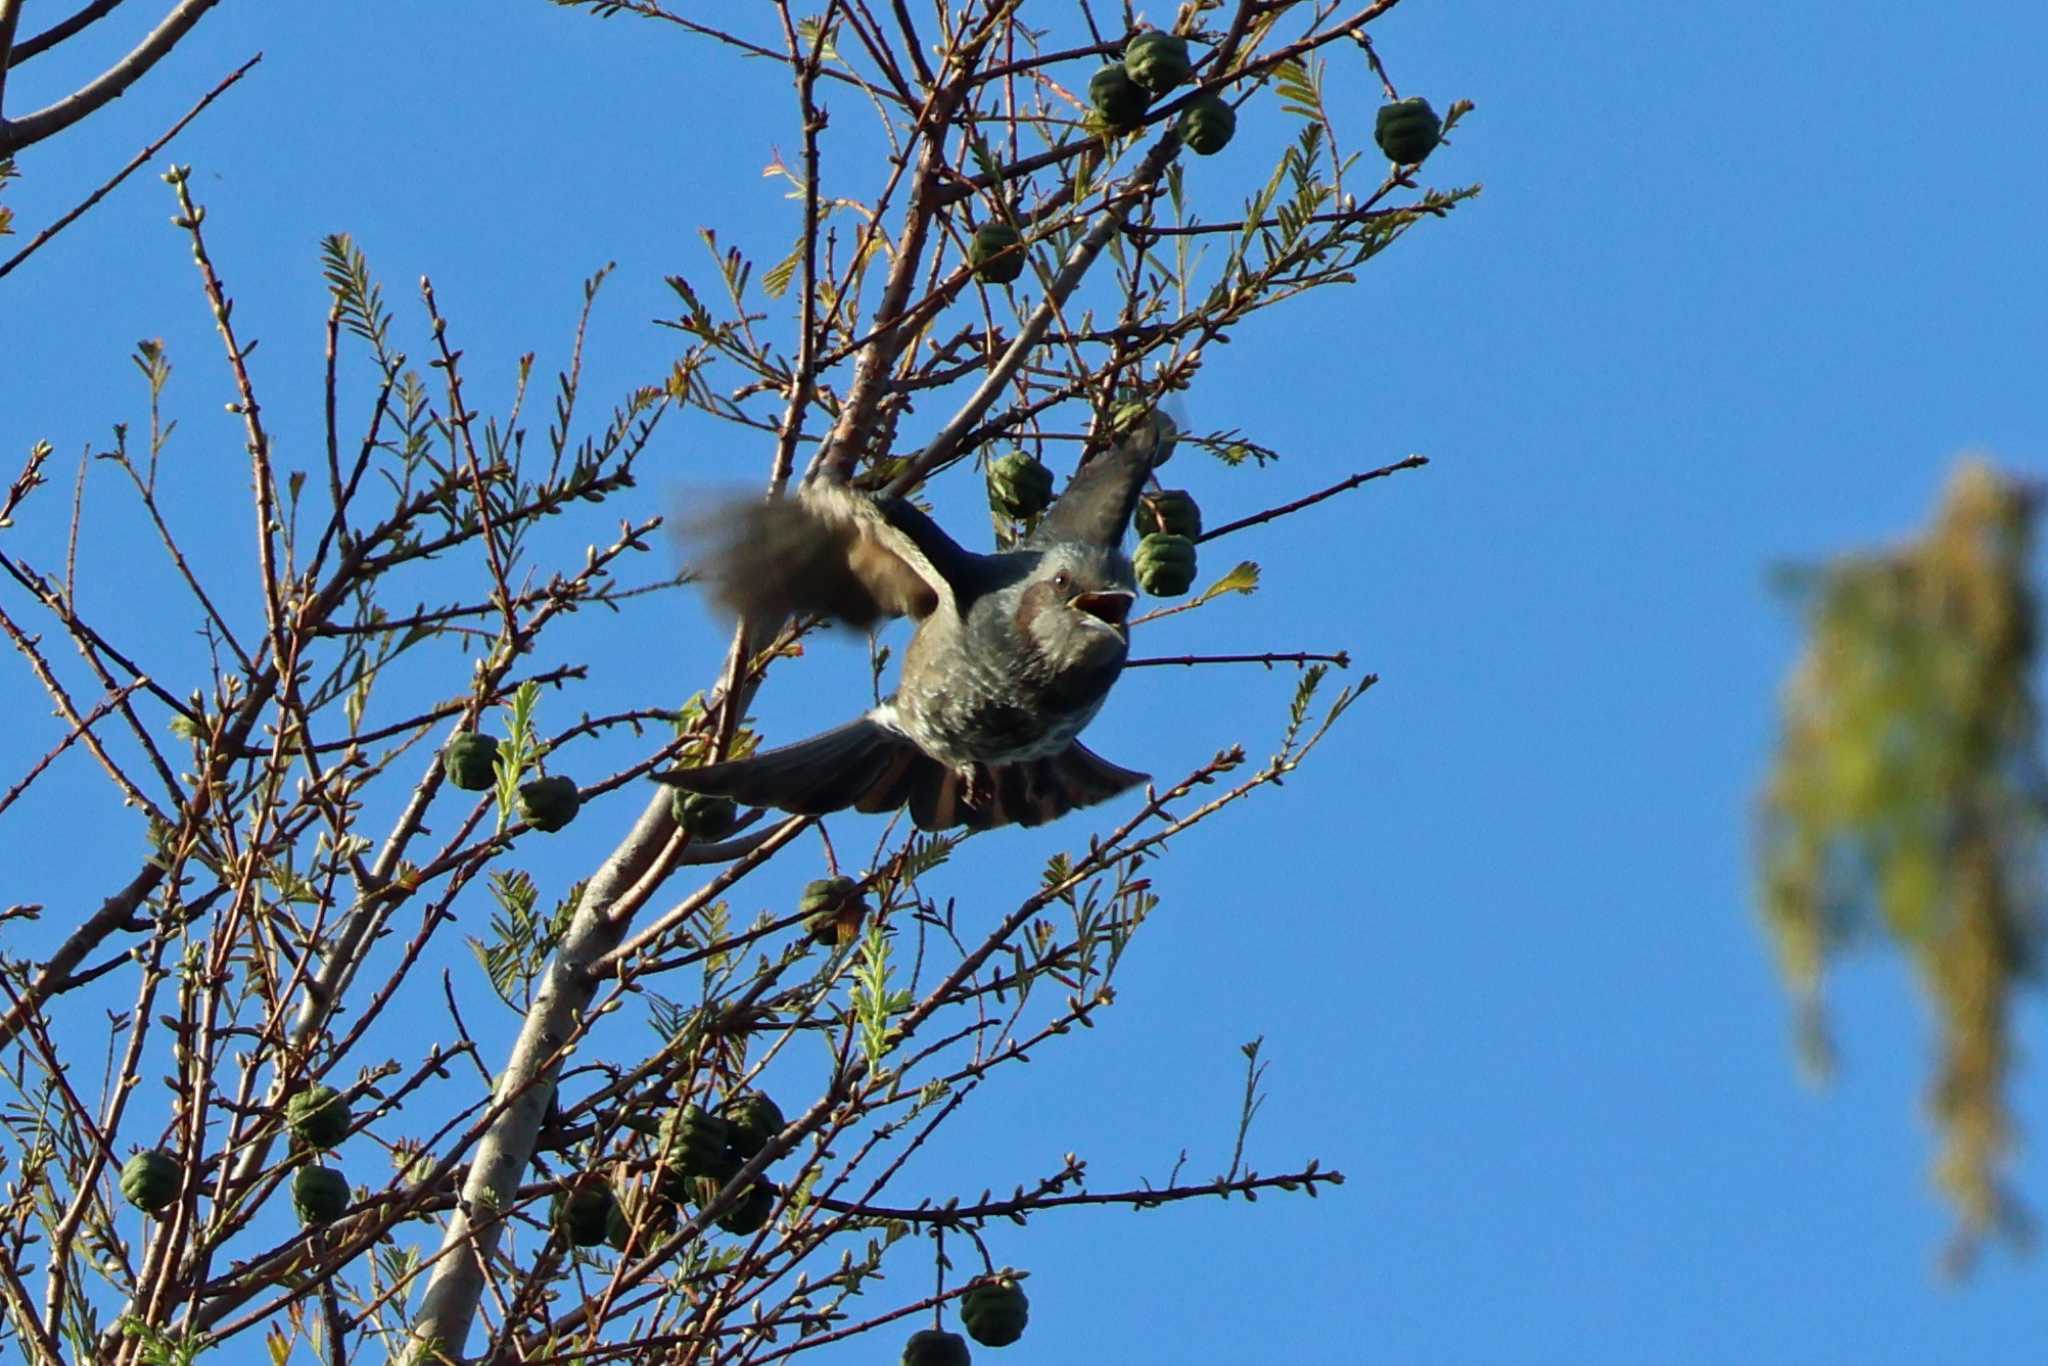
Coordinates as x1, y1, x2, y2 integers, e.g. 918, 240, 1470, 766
1028, 425, 1164, 550
662, 718, 1147, 833
683, 482, 981, 629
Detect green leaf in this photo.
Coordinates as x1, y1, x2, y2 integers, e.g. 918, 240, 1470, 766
1192, 560, 1261, 606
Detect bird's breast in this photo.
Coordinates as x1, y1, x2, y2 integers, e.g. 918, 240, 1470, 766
895, 621, 1120, 767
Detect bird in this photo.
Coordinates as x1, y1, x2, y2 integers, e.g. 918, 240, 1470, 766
661, 420, 1173, 831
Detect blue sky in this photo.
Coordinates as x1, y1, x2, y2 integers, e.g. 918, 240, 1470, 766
5, 2, 2047, 1362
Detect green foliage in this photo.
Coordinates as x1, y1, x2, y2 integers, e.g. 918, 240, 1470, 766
851, 924, 912, 1073
1759, 461, 2042, 1267
468, 870, 578, 1010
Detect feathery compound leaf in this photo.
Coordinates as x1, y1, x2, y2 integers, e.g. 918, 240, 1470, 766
319, 233, 391, 355
1273, 58, 1324, 122
1192, 560, 1261, 606
762, 240, 802, 300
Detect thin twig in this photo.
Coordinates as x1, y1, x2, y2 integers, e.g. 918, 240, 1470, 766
1199, 454, 1428, 543
1126, 650, 1351, 669
0, 53, 259, 281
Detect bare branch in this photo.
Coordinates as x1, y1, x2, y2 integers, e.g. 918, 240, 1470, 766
0, 0, 225, 156
0, 52, 259, 282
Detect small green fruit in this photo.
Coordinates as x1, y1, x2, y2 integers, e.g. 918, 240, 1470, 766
120, 1150, 180, 1213
1133, 533, 1198, 597
968, 223, 1025, 285
442, 732, 499, 791
672, 789, 739, 841
660, 1104, 740, 1192
961, 1275, 1030, 1347
518, 775, 580, 832
554, 1179, 615, 1247
1135, 489, 1202, 540
987, 452, 1055, 521
606, 1185, 678, 1253
902, 1328, 973, 1366
1375, 96, 1441, 164
1123, 30, 1192, 95
1088, 65, 1149, 132
723, 1091, 786, 1159
711, 1178, 778, 1235
800, 876, 866, 946
292, 1164, 351, 1226
1177, 93, 1236, 155
288, 1084, 351, 1151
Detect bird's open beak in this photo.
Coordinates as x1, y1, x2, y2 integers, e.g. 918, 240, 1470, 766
1073, 590, 1134, 627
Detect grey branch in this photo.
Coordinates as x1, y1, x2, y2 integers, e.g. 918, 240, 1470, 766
0, 0, 223, 156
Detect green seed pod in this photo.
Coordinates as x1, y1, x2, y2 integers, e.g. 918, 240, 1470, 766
711, 1178, 778, 1236
1088, 64, 1149, 132
288, 1084, 351, 1151
968, 223, 1025, 285
292, 1164, 351, 1226
518, 774, 580, 832
987, 451, 1055, 521
554, 1178, 615, 1247
442, 732, 499, 791
1135, 489, 1202, 540
120, 1150, 180, 1214
1123, 30, 1192, 95
659, 1104, 741, 1190
1133, 533, 1198, 597
672, 788, 739, 841
800, 876, 866, 946
961, 1275, 1030, 1347
902, 1328, 973, 1366
723, 1091, 786, 1159
1177, 93, 1236, 156
606, 1184, 678, 1253
1374, 96, 1441, 164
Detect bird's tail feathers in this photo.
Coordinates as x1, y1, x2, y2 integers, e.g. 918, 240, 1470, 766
659, 715, 918, 816
920, 742, 1146, 831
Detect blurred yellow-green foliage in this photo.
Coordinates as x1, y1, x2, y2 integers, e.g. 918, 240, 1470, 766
1760, 461, 2042, 1271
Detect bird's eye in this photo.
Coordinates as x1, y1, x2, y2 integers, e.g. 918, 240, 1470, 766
1052, 570, 1070, 591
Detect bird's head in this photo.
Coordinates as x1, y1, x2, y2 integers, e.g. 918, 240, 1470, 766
1010, 542, 1135, 674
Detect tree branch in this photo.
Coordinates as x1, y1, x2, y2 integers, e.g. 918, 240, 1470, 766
6, 0, 127, 69
0, 0, 223, 157
1199, 454, 1429, 542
